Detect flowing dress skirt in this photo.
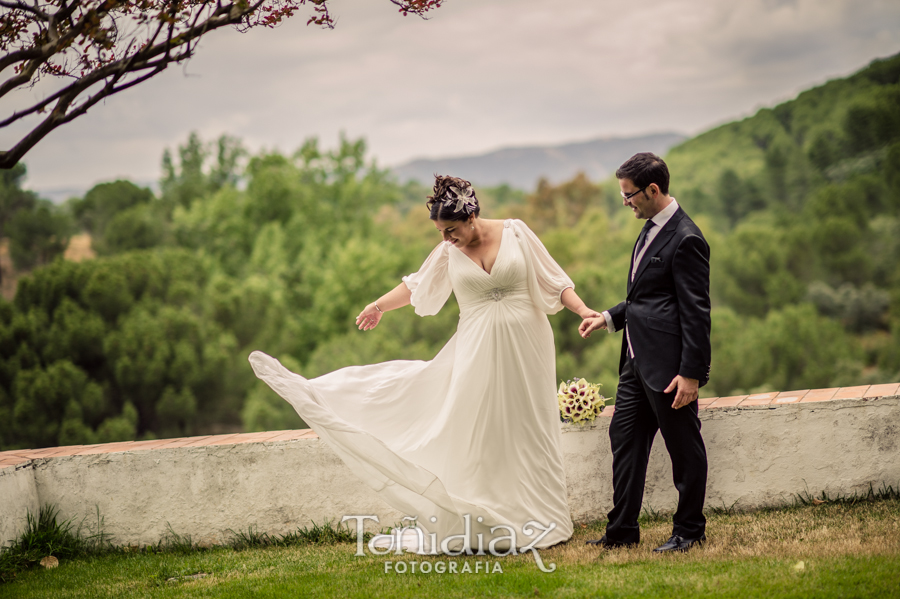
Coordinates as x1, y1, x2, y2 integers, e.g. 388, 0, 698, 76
250, 220, 575, 552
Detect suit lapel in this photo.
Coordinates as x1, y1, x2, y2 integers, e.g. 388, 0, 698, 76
628, 208, 685, 294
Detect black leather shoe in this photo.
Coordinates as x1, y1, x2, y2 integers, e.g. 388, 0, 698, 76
585, 534, 637, 549
652, 534, 706, 553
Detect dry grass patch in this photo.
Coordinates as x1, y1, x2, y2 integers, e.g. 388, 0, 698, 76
540, 499, 900, 567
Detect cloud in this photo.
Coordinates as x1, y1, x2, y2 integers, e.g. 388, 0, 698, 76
3, 0, 898, 191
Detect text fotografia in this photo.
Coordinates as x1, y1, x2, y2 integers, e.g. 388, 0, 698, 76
342, 514, 558, 573
385, 560, 504, 574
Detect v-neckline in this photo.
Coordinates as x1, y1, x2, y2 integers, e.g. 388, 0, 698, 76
453, 223, 507, 277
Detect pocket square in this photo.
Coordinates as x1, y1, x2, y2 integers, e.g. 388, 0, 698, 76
650, 256, 663, 263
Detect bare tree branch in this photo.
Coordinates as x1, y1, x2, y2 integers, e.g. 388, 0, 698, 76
0, 1, 50, 20
0, 0, 443, 169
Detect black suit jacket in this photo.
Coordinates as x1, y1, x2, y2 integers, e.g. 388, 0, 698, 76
608, 206, 711, 392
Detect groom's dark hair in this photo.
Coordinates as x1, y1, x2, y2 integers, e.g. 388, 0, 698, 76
616, 152, 670, 195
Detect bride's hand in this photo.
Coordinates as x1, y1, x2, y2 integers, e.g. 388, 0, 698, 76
578, 307, 601, 320
579, 316, 607, 338
356, 303, 384, 331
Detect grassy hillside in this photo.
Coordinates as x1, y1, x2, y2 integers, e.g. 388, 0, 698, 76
667, 52, 900, 227
644, 52, 900, 396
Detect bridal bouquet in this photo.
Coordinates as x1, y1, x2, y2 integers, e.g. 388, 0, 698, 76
558, 378, 606, 425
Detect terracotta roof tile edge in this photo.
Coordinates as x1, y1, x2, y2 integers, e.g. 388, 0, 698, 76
699, 388, 899, 409
1, 429, 319, 458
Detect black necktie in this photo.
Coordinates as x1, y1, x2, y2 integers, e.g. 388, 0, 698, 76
634, 220, 656, 258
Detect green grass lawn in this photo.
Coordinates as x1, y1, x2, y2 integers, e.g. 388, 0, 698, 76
2, 499, 898, 598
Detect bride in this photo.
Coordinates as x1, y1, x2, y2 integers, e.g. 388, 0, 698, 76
249, 175, 599, 554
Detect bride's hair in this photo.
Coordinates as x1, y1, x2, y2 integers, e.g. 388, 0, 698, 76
426, 174, 481, 221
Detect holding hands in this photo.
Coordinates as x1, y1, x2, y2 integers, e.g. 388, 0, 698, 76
579, 316, 607, 338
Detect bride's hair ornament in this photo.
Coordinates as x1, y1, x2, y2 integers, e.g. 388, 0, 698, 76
426, 175, 480, 219
443, 184, 478, 215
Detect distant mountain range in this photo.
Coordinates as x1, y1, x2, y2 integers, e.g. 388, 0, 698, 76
389, 132, 687, 190
32, 186, 91, 204
31, 133, 686, 201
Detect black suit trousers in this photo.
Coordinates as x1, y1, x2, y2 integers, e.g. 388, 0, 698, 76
606, 354, 708, 543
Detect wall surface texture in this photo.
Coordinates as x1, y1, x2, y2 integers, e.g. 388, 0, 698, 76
1, 387, 898, 548
562, 397, 900, 521
0, 465, 39, 548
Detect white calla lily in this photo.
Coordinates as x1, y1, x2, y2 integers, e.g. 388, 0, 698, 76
557, 377, 606, 425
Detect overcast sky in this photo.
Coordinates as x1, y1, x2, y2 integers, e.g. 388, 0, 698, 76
3, 0, 899, 192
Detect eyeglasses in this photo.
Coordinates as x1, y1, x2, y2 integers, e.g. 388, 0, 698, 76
620, 186, 648, 201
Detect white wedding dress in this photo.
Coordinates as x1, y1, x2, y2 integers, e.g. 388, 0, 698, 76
249, 219, 574, 553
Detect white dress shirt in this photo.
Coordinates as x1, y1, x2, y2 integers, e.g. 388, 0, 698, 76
602, 198, 680, 357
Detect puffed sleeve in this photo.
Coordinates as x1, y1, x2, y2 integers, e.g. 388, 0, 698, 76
402, 241, 453, 317
509, 219, 574, 314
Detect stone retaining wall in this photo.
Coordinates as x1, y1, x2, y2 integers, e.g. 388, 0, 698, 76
1, 384, 898, 548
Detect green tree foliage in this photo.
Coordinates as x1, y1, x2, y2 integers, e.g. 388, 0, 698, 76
0, 163, 37, 235
713, 215, 807, 316
69, 180, 164, 255
0, 251, 241, 449
667, 53, 900, 225
1, 163, 73, 271
6, 200, 73, 270
161, 133, 247, 210
534, 53, 900, 397
522, 173, 606, 232
667, 52, 900, 392
806, 282, 890, 333
70, 180, 153, 235
0, 133, 429, 449
709, 305, 862, 397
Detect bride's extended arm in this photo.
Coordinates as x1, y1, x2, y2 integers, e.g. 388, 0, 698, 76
356, 282, 413, 331
561, 287, 601, 320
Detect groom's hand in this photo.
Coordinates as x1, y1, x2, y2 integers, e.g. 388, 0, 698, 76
579, 317, 607, 338
665, 375, 699, 409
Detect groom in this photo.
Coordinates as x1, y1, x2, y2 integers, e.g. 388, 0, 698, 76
580, 152, 711, 553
